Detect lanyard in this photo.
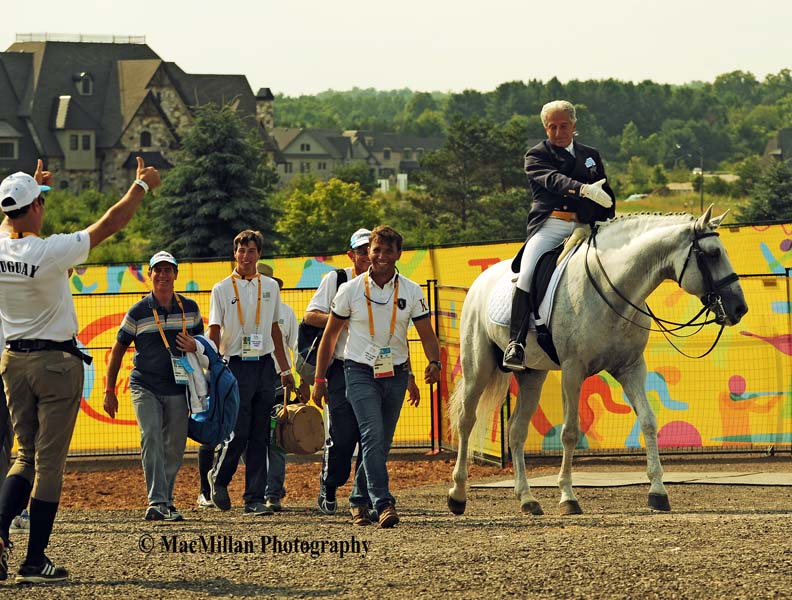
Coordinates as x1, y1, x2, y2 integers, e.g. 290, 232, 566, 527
231, 273, 261, 333
151, 294, 186, 355
364, 272, 399, 344
9, 232, 38, 239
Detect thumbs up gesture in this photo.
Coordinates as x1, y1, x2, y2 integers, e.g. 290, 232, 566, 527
136, 156, 161, 192
33, 159, 53, 187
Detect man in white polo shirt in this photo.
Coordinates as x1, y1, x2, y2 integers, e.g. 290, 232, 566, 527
312, 225, 441, 528
0, 158, 159, 582
198, 230, 295, 516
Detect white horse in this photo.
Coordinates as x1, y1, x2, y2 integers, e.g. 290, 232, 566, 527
448, 208, 748, 516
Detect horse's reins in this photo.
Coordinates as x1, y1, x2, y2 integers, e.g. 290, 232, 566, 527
582, 224, 737, 358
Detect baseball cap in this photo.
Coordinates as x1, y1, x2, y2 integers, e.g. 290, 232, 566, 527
350, 228, 371, 249
149, 251, 178, 269
0, 172, 51, 213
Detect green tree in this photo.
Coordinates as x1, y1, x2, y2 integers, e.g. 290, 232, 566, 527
276, 178, 382, 254
739, 160, 792, 222
148, 104, 274, 259
332, 161, 377, 195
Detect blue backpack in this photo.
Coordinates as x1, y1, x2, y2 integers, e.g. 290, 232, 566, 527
187, 336, 240, 447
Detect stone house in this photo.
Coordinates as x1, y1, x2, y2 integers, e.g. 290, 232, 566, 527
342, 130, 445, 179
0, 34, 276, 193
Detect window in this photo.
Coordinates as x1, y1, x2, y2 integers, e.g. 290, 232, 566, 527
284, 162, 293, 174
383, 148, 391, 160
70, 135, 79, 151
300, 162, 311, 173
317, 162, 327, 171
76, 73, 93, 96
300, 143, 311, 152
0, 141, 17, 159
403, 148, 412, 160
82, 135, 91, 151
140, 131, 152, 148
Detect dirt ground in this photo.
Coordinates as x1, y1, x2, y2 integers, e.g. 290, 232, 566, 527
3, 451, 792, 599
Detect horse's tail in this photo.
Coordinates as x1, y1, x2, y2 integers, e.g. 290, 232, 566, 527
449, 370, 511, 459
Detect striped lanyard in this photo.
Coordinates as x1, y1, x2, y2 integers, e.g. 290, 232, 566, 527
151, 294, 187, 356
231, 273, 261, 334
364, 272, 399, 346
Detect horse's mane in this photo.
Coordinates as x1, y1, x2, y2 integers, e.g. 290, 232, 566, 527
594, 212, 697, 247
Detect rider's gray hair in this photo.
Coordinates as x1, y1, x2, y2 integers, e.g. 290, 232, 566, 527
540, 100, 577, 127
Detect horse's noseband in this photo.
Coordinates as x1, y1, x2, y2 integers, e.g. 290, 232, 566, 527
676, 229, 739, 322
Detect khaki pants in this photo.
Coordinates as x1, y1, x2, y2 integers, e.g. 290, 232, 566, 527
0, 349, 83, 502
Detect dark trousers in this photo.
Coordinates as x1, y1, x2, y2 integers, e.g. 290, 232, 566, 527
320, 360, 367, 497
205, 355, 277, 505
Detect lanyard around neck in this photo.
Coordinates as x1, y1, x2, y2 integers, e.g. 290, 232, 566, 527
231, 273, 261, 331
364, 272, 399, 343
151, 294, 186, 355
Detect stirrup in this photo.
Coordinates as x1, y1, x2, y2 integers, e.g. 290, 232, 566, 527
503, 341, 527, 371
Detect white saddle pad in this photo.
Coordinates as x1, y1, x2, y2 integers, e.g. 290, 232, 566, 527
488, 247, 577, 329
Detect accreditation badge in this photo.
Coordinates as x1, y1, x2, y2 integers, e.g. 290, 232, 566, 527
362, 343, 380, 366
242, 334, 263, 361
171, 356, 189, 385
373, 346, 395, 379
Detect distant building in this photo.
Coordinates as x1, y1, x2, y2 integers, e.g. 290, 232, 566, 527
765, 128, 792, 163
0, 34, 277, 192
270, 126, 445, 186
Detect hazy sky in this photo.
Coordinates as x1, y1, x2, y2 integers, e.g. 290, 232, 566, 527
4, 0, 792, 97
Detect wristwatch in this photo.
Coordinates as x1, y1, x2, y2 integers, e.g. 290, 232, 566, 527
430, 360, 442, 371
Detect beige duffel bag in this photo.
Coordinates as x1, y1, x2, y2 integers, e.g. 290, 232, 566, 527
274, 401, 324, 455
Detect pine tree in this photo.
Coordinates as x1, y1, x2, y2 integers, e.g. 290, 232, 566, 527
740, 160, 792, 222
148, 104, 277, 259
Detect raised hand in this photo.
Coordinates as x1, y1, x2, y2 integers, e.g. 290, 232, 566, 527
580, 178, 613, 208
136, 156, 161, 191
33, 159, 52, 187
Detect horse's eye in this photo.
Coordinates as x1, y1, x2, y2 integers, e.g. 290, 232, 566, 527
708, 247, 722, 259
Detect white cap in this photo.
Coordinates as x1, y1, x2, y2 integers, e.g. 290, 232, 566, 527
350, 228, 371, 249
0, 172, 51, 213
149, 251, 178, 269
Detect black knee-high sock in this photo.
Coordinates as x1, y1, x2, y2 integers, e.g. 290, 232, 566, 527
0, 474, 32, 542
25, 497, 58, 566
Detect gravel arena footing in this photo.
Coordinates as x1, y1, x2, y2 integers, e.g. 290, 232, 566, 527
2, 452, 791, 599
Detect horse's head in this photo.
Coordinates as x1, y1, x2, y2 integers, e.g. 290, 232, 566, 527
677, 205, 748, 325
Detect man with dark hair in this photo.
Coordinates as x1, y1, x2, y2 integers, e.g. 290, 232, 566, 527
0, 158, 160, 582
103, 251, 204, 522
197, 230, 295, 515
312, 225, 441, 528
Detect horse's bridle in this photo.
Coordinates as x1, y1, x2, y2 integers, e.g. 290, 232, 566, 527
675, 229, 740, 324
583, 224, 739, 358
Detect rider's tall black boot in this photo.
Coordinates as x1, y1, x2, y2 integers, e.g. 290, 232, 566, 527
503, 288, 533, 371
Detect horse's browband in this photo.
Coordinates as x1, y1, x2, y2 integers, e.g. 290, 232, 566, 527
550, 210, 578, 222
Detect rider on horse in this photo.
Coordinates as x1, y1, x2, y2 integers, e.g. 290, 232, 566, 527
503, 100, 617, 371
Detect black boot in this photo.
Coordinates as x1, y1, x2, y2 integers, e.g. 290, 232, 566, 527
503, 288, 533, 371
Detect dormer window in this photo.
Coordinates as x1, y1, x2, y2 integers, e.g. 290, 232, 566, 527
74, 72, 93, 96
140, 131, 152, 148
300, 143, 311, 152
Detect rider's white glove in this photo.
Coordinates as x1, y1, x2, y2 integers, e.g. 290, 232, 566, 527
580, 178, 613, 208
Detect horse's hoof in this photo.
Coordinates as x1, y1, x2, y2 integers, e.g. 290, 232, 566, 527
559, 500, 583, 515
521, 501, 544, 516
448, 495, 467, 515
648, 493, 671, 512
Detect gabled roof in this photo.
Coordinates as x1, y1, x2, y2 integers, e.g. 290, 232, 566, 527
271, 127, 354, 159
49, 95, 102, 130
163, 62, 257, 123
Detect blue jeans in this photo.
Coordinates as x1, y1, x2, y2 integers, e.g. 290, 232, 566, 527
345, 361, 408, 511
130, 385, 188, 506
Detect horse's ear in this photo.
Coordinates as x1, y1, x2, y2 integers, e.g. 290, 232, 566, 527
695, 205, 714, 232
709, 209, 729, 230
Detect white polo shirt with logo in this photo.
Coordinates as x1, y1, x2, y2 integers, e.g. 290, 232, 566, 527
209, 272, 281, 360
330, 270, 430, 366
306, 266, 354, 360
0, 230, 90, 341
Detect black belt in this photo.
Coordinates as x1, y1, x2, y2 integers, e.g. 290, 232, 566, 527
7, 339, 93, 365
343, 360, 410, 374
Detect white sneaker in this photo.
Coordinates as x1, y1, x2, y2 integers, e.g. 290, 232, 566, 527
10, 510, 30, 533
197, 493, 214, 509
